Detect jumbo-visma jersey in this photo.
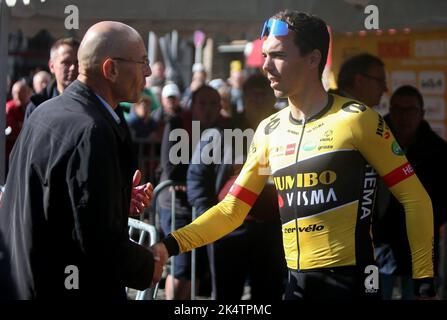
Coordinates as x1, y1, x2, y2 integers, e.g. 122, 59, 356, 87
171, 94, 434, 279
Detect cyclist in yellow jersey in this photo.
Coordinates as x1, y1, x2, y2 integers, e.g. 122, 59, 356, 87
151, 10, 436, 299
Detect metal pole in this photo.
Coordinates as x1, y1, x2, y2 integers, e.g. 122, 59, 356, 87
147, 179, 174, 299
195, 45, 202, 65
191, 206, 197, 300
148, 31, 157, 65
0, 0, 10, 185
170, 30, 178, 61
170, 188, 176, 298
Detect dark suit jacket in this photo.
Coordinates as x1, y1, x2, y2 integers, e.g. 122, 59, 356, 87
0, 80, 154, 299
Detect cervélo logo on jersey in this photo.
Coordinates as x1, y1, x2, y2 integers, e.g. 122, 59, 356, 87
283, 224, 325, 234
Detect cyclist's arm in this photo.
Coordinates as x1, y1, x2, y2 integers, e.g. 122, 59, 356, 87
164, 123, 270, 255
350, 107, 434, 282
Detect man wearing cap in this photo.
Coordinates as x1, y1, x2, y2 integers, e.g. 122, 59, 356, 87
151, 10, 436, 300
149, 83, 183, 140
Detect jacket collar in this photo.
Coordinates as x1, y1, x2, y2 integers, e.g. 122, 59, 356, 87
64, 80, 127, 142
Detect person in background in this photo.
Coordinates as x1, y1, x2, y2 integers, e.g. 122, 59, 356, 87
127, 93, 156, 139
151, 83, 183, 141
181, 63, 207, 109
228, 60, 245, 113
5, 79, 32, 165
188, 74, 286, 300
209, 78, 234, 128
158, 85, 220, 299
32, 70, 52, 94
336, 53, 387, 108
25, 37, 80, 120
374, 85, 447, 299
148, 61, 166, 88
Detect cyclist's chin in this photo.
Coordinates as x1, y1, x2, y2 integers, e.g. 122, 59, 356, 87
273, 89, 287, 99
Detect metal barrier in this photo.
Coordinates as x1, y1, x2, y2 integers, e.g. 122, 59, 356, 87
145, 179, 177, 298
145, 179, 199, 300
127, 217, 158, 300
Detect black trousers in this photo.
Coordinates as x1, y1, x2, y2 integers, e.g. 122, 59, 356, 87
285, 267, 380, 300
207, 220, 287, 300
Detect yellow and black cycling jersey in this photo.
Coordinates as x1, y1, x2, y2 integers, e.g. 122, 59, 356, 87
171, 93, 434, 279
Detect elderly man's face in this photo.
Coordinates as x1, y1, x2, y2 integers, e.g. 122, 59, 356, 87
114, 39, 151, 103
49, 44, 78, 91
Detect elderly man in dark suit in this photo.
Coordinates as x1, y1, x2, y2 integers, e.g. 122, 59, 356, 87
0, 21, 157, 299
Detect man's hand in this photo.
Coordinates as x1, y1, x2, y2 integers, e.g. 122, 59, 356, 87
129, 170, 154, 216
150, 242, 169, 287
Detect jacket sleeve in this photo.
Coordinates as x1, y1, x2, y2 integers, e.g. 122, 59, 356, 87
66, 124, 154, 290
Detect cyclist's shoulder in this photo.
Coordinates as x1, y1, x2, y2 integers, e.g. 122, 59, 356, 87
330, 94, 379, 124
330, 94, 368, 113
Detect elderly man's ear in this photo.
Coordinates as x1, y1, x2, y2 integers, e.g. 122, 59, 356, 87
103, 58, 119, 82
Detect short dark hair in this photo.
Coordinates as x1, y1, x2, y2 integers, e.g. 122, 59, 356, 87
242, 73, 271, 96
337, 53, 384, 90
390, 85, 424, 110
272, 10, 330, 77
50, 37, 80, 60
191, 85, 219, 107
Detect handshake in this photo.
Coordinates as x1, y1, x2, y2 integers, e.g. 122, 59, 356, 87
150, 242, 169, 287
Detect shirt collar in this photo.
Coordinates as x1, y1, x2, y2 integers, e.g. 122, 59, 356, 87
52, 86, 60, 98
94, 93, 121, 124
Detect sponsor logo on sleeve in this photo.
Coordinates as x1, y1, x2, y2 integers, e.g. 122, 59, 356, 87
376, 115, 391, 139
342, 101, 367, 113
391, 141, 405, 155
264, 116, 280, 135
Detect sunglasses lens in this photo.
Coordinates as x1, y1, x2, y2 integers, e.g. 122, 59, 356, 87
260, 19, 290, 38
260, 20, 270, 38
271, 19, 289, 36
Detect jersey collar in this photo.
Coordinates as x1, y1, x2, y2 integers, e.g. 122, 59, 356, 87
289, 94, 334, 125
